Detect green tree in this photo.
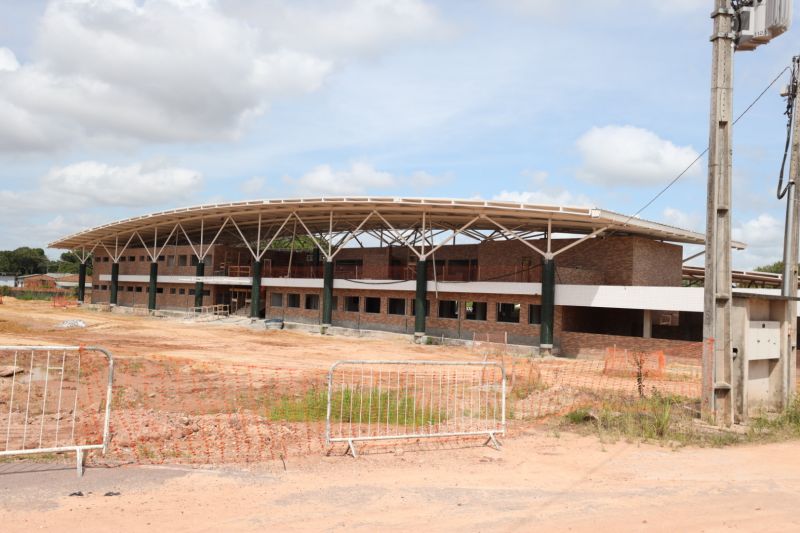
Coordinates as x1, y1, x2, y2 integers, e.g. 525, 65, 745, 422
0, 247, 49, 275
51, 251, 92, 274
754, 260, 784, 274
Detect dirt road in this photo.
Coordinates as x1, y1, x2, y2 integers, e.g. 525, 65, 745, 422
2, 431, 799, 532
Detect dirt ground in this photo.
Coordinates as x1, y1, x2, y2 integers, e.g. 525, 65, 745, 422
2, 432, 800, 532
0, 298, 478, 368
2, 298, 799, 531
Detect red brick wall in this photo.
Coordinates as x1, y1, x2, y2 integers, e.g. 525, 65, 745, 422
632, 238, 682, 286
559, 331, 702, 360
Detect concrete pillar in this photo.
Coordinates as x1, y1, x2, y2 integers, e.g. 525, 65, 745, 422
110, 262, 119, 306
643, 309, 652, 339
194, 260, 205, 309
250, 258, 262, 319
77, 263, 87, 303
322, 260, 333, 328
414, 260, 427, 337
148, 262, 158, 311
540, 257, 555, 356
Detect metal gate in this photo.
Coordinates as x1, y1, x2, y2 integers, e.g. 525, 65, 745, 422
326, 360, 505, 456
0, 345, 114, 475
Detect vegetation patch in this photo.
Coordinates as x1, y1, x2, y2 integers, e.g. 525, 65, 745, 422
562, 392, 800, 447
266, 387, 447, 426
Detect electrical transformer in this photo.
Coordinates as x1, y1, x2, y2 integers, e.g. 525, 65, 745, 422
735, 0, 793, 51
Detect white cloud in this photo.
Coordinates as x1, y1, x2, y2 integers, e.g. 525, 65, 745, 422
240, 176, 266, 195
283, 162, 448, 195
0, 0, 441, 152
732, 213, 785, 270
575, 125, 701, 186
521, 169, 549, 186
0, 48, 19, 72
494, 0, 702, 16
409, 170, 450, 189
493, 189, 593, 207
661, 207, 703, 232
0, 160, 202, 212
222, 0, 443, 60
285, 162, 395, 195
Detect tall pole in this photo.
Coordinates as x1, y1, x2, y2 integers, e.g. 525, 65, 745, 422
703, 0, 735, 426
782, 58, 800, 399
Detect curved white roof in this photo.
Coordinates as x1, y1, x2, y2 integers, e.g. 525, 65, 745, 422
49, 197, 745, 250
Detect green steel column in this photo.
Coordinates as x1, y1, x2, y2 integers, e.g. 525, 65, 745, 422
322, 260, 333, 326
194, 260, 205, 308
250, 259, 262, 319
77, 263, 87, 303
148, 261, 158, 311
540, 257, 555, 354
414, 259, 428, 336
110, 262, 119, 305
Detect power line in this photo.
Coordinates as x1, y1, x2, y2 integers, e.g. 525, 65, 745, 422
623, 64, 791, 227
568, 64, 792, 261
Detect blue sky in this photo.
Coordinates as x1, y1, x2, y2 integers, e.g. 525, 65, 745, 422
0, 0, 797, 269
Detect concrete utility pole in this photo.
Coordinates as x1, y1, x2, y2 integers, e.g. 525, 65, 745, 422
703, 0, 735, 425
781, 56, 800, 393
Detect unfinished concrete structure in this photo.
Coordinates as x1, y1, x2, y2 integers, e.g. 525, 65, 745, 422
49, 198, 746, 358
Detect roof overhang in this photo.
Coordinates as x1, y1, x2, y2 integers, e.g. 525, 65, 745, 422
48, 197, 746, 250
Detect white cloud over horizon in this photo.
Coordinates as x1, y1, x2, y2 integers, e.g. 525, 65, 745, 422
661, 207, 703, 232
576, 125, 702, 186
493, 188, 593, 207
280, 162, 449, 196
0, 160, 202, 212
733, 213, 785, 270
0, 0, 441, 153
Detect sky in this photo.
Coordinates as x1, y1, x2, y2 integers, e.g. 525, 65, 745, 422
0, 0, 798, 269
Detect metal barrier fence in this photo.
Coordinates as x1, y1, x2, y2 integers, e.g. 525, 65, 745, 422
326, 361, 505, 456
0, 346, 114, 476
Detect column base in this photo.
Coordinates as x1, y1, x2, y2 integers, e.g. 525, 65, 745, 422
539, 344, 553, 357
320, 324, 331, 335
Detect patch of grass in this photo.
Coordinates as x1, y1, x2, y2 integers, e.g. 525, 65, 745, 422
266, 387, 447, 426
561, 391, 745, 447
564, 408, 593, 425
748, 397, 800, 440
508, 361, 548, 401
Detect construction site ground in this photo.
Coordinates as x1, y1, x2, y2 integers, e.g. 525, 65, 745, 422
2, 433, 800, 532
1, 298, 799, 531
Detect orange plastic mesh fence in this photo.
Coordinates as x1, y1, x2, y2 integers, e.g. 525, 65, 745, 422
52, 295, 79, 308
13, 352, 702, 467
602, 346, 666, 379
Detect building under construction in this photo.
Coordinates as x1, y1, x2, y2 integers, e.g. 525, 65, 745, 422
50, 198, 750, 358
